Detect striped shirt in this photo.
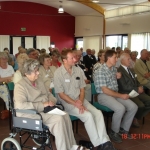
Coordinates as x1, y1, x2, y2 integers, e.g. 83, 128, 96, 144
54, 64, 86, 100
94, 63, 118, 93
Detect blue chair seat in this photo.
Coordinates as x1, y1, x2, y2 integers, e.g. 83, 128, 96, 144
70, 115, 79, 121
93, 102, 113, 112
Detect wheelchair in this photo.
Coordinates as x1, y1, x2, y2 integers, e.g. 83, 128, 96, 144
1, 82, 53, 150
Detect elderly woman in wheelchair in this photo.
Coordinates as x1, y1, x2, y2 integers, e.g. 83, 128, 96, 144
1, 58, 88, 150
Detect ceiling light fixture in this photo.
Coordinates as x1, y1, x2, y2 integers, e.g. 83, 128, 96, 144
58, 1, 64, 13
92, 0, 99, 3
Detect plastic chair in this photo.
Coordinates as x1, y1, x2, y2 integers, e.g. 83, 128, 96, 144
91, 82, 114, 131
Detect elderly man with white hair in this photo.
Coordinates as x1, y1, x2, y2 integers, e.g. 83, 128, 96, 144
117, 53, 150, 127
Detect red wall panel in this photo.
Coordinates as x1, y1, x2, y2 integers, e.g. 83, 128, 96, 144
0, 1, 75, 50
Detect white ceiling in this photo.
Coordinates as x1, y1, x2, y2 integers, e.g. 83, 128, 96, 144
0, 0, 148, 16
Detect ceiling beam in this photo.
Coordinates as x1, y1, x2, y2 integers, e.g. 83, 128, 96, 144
76, 0, 105, 15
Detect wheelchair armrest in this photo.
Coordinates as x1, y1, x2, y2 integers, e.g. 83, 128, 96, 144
15, 109, 38, 114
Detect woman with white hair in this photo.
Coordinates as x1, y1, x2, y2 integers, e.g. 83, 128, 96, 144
14, 58, 87, 150
0, 52, 14, 109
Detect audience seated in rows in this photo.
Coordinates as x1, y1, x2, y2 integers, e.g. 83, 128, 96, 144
117, 53, 150, 127
54, 49, 116, 150
94, 50, 138, 143
0, 52, 14, 109
13, 58, 80, 150
134, 49, 150, 89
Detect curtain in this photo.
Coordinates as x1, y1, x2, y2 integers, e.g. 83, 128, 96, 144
131, 33, 150, 58
0, 35, 10, 52
36, 36, 50, 53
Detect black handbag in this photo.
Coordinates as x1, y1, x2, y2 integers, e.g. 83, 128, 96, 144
44, 105, 64, 113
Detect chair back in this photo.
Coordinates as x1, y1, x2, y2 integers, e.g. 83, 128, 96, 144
91, 82, 98, 95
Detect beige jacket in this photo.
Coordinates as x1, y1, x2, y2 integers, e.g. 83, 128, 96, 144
38, 65, 56, 91
134, 59, 150, 85
14, 77, 57, 119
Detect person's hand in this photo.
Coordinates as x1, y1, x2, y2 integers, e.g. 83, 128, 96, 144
144, 73, 149, 78
78, 105, 87, 114
120, 94, 129, 100
43, 101, 49, 107
43, 101, 55, 107
74, 100, 82, 108
116, 72, 121, 79
138, 86, 144, 94
48, 101, 55, 107
85, 80, 90, 84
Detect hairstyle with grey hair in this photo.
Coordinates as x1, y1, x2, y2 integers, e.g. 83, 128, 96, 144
26, 48, 35, 55
38, 53, 50, 65
0, 52, 9, 59
120, 53, 129, 62
21, 58, 40, 76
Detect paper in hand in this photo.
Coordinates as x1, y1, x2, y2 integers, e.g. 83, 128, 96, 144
129, 90, 139, 98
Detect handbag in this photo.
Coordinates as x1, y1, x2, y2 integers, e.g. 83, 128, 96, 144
0, 110, 10, 120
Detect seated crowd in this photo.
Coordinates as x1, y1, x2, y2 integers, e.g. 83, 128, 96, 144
0, 46, 150, 150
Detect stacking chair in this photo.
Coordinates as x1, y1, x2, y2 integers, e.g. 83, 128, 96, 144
91, 82, 114, 131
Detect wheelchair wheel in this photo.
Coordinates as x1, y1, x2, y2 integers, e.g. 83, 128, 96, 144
32, 135, 49, 146
1, 137, 21, 150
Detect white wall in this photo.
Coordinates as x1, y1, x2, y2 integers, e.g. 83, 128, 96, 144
75, 16, 103, 37
106, 13, 150, 35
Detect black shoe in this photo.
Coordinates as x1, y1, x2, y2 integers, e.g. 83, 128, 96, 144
79, 140, 94, 150
97, 141, 117, 150
109, 130, 122, 143
118, 128, 132, 139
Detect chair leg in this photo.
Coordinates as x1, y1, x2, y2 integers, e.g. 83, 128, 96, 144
72, 121, 75, 133
143, 117, 145, 124
106, 113, 109, 132
76, 120, 78, 134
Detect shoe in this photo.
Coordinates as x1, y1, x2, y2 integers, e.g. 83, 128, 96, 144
70, 145, 90, 150
109, 130, 122, 143
132, 118, 140, 128
118, 128, 132, 139
97, 141, 117, 150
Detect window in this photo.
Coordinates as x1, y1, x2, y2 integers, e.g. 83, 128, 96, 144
105, 34, 128, 50
131, 33, 150, 58
76, 38, 83, 49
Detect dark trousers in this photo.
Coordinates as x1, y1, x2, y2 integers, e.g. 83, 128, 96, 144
130, 93, 150, 120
